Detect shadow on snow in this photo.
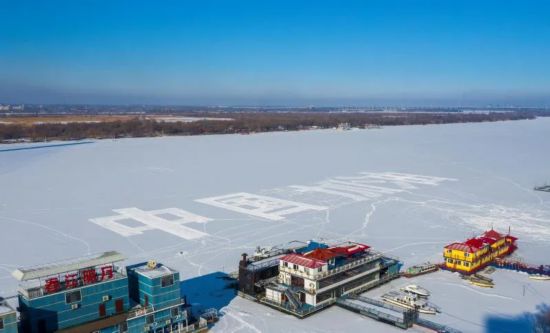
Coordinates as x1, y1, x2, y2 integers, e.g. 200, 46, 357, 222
485, 303, 550, 333
180, 271, 237, 317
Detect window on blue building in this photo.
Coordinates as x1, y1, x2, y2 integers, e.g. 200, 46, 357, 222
65, 290, 82, 303
161, 274, 174, 287
171, 307, 179, 317
0, 318, 4, 329
146, 314, 154, 324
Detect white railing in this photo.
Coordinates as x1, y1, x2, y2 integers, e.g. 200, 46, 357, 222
280, 253, 382, 281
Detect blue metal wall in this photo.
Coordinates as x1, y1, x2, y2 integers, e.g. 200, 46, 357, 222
19, 277, 129, 333
0, 311, 18, 333
126, 264, 180, 309
125, 304, 188, 333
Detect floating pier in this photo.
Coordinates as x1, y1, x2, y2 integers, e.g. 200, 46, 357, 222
415, 318, 463, 333
492, 258, 550, 276
336, 295, 417, 329
534, 185, 550, 193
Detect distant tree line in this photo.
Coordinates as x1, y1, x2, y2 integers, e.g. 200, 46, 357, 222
0, 111, 544, 143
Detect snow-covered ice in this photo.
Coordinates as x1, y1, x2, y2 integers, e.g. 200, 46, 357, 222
1, 118, 550, 332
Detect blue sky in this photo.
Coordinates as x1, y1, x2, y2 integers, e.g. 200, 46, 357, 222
1, 0, 549, 106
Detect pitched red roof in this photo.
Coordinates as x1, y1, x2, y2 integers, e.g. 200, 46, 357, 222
445, 242, 479, 253
478, 236, 497, 245
445, 229, 516, 253
483, 229, 503, 240
465, 238, 485, 248
280, 253, 326, 269
307, 248, 339, 261
305, 243, 370, 261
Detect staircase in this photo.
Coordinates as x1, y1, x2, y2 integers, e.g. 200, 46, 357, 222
283, 288, 301, 309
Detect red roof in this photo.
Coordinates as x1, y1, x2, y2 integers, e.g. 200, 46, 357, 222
340, 243, 370, 255
445, 229, 516, 253
281, 243, 370, 269
280, 254, 326, 269
305, 243, 370, 261
465, 238, 485, 248
445, 242, 479, 253
478, 236, 497, 245
483, 229, 503, 240
307, 248, 339, 261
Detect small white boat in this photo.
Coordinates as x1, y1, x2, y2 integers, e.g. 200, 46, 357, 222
382, 291, 439, 314
401, 284, 430, 297
529, 274, 550, 281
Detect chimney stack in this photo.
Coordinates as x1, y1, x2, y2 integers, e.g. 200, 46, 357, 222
240, 253, 248, 268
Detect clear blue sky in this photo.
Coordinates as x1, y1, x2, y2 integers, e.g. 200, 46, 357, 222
1, 0, 549, 106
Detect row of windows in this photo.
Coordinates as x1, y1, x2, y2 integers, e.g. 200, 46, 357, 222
145, 307, 180, 324
282, 262, 323, 274
446, 258, 471, 267
64, 290, 115, 304
92, 308, 181, 333
446, 249, 474, 256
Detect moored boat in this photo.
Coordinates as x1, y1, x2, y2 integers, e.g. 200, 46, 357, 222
469, 279, 494, 288
402, 262, 439, 278
381, 291, 440, 314
401, 284, 430, 297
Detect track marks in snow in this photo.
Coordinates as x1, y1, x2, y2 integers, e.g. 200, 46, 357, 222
0, 214, 92, 255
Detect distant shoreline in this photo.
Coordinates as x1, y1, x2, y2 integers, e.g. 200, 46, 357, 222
1, 110, 547, 144
0, 140, 93, 152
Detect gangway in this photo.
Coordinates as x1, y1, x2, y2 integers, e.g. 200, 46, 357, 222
336, 295, 416, 329
415, 318, 462, 333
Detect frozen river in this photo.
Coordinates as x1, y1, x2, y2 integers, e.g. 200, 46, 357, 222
1, 118, 550, 332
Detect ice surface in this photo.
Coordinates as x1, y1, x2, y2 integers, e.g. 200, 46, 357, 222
1, 118, 550, 332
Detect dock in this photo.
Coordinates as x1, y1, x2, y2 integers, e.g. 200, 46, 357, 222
336, 295, 417, 329
336, 295, 463, 332
492, 258, 550, 276
415, 318, 463, 333
534, 185, 550, 192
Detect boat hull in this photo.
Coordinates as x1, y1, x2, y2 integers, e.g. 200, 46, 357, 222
381, 297, 437, 315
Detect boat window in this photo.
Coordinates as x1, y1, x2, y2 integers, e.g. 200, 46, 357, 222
171, 307, 179, 317
65, 290, 82, 304
161, 274, 174, 287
